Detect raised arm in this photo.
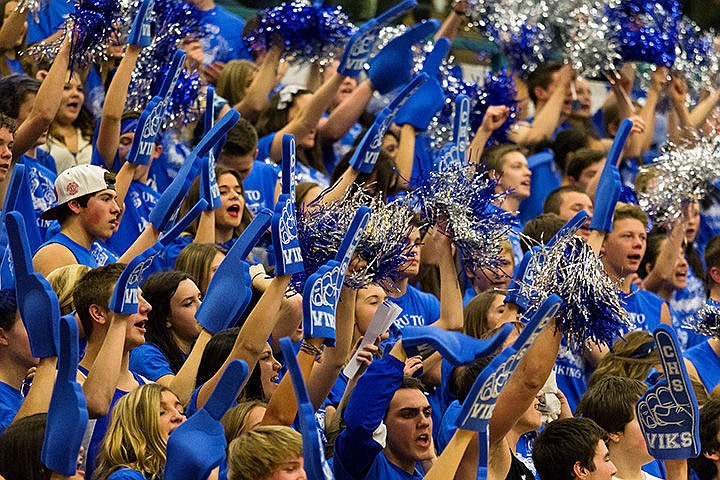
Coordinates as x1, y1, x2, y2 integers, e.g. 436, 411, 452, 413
431, 226, 464, 332
234, 46, 282, 121
435, 0, 468, 41
0, 4, 27, 51
318, 79, 374, 143
688, 88, 720, 128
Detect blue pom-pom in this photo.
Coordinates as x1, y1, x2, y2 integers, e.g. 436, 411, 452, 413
471, 69, 519, 145
491, 23, 554, 79
685, 299, 720, 338
606, 0, 681, 67
244, 1, 356, 65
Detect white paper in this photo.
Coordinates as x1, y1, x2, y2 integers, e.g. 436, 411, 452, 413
343, 301, 403, 380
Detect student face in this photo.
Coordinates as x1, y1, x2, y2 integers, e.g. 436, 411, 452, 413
485, 293, 509, 331
118, 132, 134, 162
266, 457, 307, 480
355, 284, 389, 336
655, 238, 689, 290
400, 228, 422, 279
498, 151, 531, 200
287, 93, 315, 149
0, 127, 13, 181
215, 173, 246, 230
4, 312, 38, 370
381, 133, 399, 159
259, 342, 281, 400
601, 218, 647, 279
557, 191, 593, 239
575, 160, 604, 192
469, 248, 514, 292
219, 151, 256, 181
75, 189, 121, 241
619, 416, 653, 465
572, 79, 592, 118
333, 77, 357, 108
582, 440, 616, 480
685, 201, 700, 244
516, 393, 543, 433
125, 291, 152, 349
158, 389, 186, 442
207, 252, 225, 292
385, 388, 434, 465
168, 279, 202, 345
537, 71, 573, 115
58, 73, 84, 125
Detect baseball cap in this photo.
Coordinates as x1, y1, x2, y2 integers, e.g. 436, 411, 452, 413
40, 164, 115, 220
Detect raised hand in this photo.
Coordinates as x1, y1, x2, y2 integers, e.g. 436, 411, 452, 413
336, 0, 418, 79
110, 200, 207, 314
164, 360, 249, 480
303, 207, 370, 345
272, 135, 304, 276
635, 325, 700, 460
41, 314, 88, 476
367, 19, 440, 95
279, 337, 334, 479
453, 95, 470, 163
589, 119, 631, 232
148, 109, 240, 231
195, 209, 272, 335
394, 37, 451, 130
127, 0, 154, 47
5, 211, 60, 358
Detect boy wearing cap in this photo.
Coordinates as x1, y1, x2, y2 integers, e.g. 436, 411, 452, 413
32, 164, 120, 277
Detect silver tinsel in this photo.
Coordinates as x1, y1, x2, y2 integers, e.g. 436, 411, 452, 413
686, 301, 720, 337
520, 233, 630, 351
674, 17, 720, 104
637, 135, 720, 228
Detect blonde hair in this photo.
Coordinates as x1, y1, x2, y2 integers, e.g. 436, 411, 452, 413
46, 264, 90, 315
612, 202, 648, 229
216, 60, 258, 106
227, 425, 303, 480
221, 400, 267, 444
174, 243, 227, 295
94, 384, 175, 480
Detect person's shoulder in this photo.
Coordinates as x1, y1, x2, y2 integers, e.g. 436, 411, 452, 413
32, 241, 77, 275
107, 467, 147, 479
407, 285, 440, 304
634, 287, 665, 305
213, 5, 245, 24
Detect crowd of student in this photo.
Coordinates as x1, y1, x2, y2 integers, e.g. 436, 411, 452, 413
0, 0, 719, 479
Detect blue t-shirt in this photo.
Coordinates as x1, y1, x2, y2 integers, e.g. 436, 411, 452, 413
389, 285, 441, 329
107, 468, 146, 480
668, 265, 707, 350
128, 343, 175, 382
243, 159, 280, 215
197, 5, 251, 64
107, 181, 159, 255
685, 339, 720, 394
507, 224, 524, 267
0, 381, 23, 434
554, 338, 591, 413
5, 57, 23, 75
618, 284, 664, 336
148, 134, 192, 192
26, 0, 73, 45
257, 133, 330, 187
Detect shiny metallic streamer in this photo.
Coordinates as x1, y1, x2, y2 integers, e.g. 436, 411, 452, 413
244, 1, 356, 66
522, 234, 630, 351
687, 301, 720, 338
637, 135, 720, 228
294, 186, 414, 291
674, 17, 720, 104
411, 162, 515, 274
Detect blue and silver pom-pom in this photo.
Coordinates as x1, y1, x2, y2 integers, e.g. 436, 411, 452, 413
294, 186, 414, 291
411, 162, 516, 274
244, 1, 356, 65
606, 0, 681, 67
637, 135, 720, 228
686, 300, 720, 338
674, 16, 720, 103
524, 234, 630, 351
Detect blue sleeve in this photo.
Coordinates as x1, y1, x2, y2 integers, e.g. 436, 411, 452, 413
185, 386, 201, 418
26, 0, 73, 45
159, 236, 193, 272
129, 343, 174, 381
256, 133, 276, 162
334, 354, 405, 479
107, 467, 147, 479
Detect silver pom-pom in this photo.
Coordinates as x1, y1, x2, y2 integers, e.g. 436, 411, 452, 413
686, 301, 720, 337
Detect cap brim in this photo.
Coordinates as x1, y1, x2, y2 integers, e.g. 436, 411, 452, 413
39, 203, 65, 221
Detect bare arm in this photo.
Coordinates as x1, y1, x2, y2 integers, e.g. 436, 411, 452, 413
193, 210, 216, 244
639, 67, 667, 152
435, 1, 467, 41
12, 357, 57, 421
155, 329, 212, 405
395, 124, 416, 189
95, 45, 143, 169
318, 80, 373, 142
0, 5, 26, 50
196, 275, 291, 409
688, 89, 720, 128
467, 106, 510, 166
642, 220, 684, 293
431, 227, 464, 332
235, 47, 282, 121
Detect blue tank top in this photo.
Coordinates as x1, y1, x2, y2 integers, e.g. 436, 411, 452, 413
43, 233, 98, 267
684, 340, 720, 393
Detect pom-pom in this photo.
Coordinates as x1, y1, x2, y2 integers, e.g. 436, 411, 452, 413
244, 1, 356, 65
606, 0, 681, 67
294, 187, 415, 291
411, 162, 516, 273
125, 0, 206, 127
521, 234, 630, 351
15, 0, 42, 20
637, 136, 720, 228
674, 17, 720, 102
686, 300, 720, 337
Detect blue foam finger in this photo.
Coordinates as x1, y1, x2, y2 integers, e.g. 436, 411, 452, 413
126, 96, 163, 166
110, 200, 207, 314
41, 314, 88, 476
127, 0, 154, 47
635, 325, 700, 460
504, 246, 541, 310
333, 206, 371, 274
547, 210, 590, 247
158, 50, 186, 102
272, 193, 304, 276
434, 142, 459, 171
348, 73, 428, 173
164, 359, 249, 480
605, 118, 633, 169
204, 86, 215, 135
303, 264, 337, 343
336, 0, 418, 78
453, 95, 470, 163
1, 164, 26, 220
401, 323, 514, 366
279, 337, 334, 480
6, 212, 59, 358
456, 294, 562, 431
281, 134, 296, 197
196, 209, 272, 334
